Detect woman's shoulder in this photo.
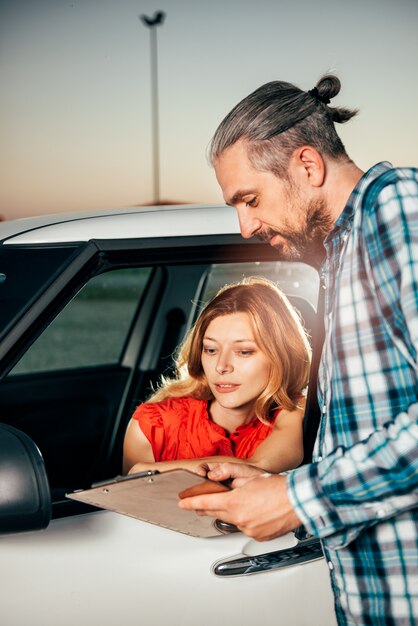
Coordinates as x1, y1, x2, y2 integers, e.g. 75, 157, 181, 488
132, 396, 206, 423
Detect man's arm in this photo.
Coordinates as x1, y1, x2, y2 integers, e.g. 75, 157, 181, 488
289, 175, 418, 545
178, 404, 418, 544
287, 403, 418, 545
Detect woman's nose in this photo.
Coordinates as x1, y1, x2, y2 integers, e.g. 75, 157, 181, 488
215, 356, 233, 374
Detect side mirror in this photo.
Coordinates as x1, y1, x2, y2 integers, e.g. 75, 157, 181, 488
0, 424, 51, 534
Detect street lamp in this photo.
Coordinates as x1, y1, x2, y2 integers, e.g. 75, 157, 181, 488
140, 10, 166, 205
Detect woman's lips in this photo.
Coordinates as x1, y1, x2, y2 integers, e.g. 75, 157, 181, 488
214, 383, 240, 393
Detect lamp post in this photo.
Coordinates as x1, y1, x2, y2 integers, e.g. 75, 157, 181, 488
140, 11, 166, 205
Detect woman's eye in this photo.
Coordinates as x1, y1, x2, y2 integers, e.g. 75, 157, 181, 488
203, 347, 216, 355
238, 350, 254, 357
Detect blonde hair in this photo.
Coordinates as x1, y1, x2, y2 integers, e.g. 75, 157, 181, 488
148, 277, 311, 422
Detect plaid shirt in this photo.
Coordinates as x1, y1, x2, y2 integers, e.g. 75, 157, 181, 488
287, 162, 418, 625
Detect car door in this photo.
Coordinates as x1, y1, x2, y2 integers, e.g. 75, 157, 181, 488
0, 233, 337, 626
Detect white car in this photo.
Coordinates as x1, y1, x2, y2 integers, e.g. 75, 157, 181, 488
0, 204, 337, 626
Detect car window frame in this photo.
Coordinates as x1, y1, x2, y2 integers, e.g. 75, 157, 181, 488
0, 233, 322, 477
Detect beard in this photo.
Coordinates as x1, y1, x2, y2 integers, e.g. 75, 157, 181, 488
256, 198, 333, 268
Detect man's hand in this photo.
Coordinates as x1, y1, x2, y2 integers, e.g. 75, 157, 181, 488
203, 461, 267, 487
179, 464, 302, 541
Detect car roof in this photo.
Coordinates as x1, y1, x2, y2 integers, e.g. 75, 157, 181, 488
0, 204, 240, 245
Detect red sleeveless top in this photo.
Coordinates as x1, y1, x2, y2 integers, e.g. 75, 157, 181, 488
132, 397, 278, 462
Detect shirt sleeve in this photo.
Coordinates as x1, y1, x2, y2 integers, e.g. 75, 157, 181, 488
287, 176, 418, 550
131, 402, 167, 462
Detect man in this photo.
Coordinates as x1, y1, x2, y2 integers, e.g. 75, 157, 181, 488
179, 74, 418, 625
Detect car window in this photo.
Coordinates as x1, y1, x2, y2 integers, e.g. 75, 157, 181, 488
202, 261, 319, 307
10, 267, 152, 374
2, 256, 319, 496
13, 260, 317, 375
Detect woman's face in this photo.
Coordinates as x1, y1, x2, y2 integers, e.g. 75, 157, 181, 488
201, 312, 271, 413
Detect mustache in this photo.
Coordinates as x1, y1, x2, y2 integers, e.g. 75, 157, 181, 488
255, 227, 282, 244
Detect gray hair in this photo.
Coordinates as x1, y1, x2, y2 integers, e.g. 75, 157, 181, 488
209, 74, 358, 176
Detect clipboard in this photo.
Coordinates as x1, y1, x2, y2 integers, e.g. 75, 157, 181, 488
66, 469, 237, 538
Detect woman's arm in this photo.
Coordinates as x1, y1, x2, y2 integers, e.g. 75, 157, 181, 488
122, 418, 155, 474
246, 401, 305, 473
123, 418, 234, 476
124, 400, 305, 476
127, 456, 241, 476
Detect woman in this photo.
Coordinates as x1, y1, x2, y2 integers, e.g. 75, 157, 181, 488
123, 277, 311, 476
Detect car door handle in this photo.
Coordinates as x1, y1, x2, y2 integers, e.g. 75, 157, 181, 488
212, 537, 323, 577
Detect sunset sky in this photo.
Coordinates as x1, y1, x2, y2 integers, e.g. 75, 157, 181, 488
1, 0, 417, 220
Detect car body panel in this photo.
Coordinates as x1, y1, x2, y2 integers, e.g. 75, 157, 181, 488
1, 204, 239, 244
0, 509, 336, 626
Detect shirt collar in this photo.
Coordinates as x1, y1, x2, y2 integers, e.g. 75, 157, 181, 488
324, 161, 393, 244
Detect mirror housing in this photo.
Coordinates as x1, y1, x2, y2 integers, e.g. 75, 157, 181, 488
0, 424, 51, 534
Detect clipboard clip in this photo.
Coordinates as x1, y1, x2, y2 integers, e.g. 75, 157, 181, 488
91, 470, 160, 489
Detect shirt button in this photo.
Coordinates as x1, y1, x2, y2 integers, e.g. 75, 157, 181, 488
321, 405, 327, 414
328, 561, 334, 571
233, 432, 239, 437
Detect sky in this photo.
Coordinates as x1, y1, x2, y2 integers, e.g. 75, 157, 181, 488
1, 0, 417, 220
